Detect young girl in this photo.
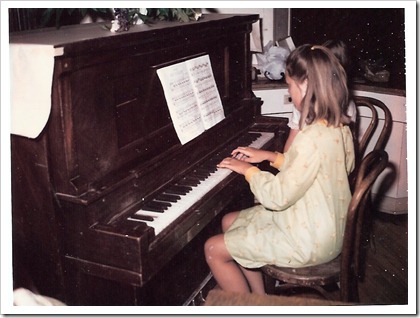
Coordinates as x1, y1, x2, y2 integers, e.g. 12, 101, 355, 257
204, 44, 355, 295
284, 39, 357, 152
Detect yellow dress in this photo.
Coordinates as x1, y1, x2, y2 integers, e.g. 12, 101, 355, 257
224, 121, 355, 268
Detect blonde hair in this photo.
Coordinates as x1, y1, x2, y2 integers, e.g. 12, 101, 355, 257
286, 44, 350, 129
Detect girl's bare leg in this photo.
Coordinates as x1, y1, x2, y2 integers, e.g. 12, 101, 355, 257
239, 267, 265, 294
204, 234, 250, 293
205, 211, 265, 294
221, 211, 240, 232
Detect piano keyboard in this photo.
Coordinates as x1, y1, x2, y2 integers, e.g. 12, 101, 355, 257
127, 131, 274, 236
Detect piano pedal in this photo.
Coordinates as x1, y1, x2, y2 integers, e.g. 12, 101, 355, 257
183, 272, 215, 306
190, 291, 206, 306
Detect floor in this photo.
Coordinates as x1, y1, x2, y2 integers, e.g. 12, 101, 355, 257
358, 211, 408, 305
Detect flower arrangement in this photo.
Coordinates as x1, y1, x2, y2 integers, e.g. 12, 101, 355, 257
110, 8, 202, 32
38, 8, 202, 31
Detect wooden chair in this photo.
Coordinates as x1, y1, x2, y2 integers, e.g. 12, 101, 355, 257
349, 96, 393, 251
262, 149, 389, 302
349, 96, 392, 189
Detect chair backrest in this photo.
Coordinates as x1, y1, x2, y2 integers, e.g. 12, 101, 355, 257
353, 95, 393, 155
349, 96, 392, 190
340, 149, 388, 301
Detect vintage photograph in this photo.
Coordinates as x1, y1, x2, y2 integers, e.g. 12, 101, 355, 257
1, 1, 415, 315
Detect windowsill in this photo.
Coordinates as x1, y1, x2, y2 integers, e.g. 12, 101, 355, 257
252, 77, 406, 97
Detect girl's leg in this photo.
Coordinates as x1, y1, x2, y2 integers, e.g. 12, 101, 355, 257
219, 211, 266, 294
204, 234, 250, 293
239, 267, 265, 295
221, 211, 240, 232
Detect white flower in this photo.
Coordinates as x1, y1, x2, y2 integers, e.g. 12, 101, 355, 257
110, 20, 120, 32
194, 11, 202, 21
139, 8, 148, 15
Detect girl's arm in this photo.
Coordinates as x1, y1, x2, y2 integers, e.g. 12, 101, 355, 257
248, 138, 320, 211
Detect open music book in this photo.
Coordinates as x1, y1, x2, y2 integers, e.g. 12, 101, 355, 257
157, 55, 225, 144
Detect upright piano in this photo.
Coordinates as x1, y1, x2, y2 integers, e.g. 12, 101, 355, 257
10, 14, 288, 305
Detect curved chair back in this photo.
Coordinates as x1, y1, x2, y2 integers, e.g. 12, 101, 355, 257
353, 96, 393, 155
349, 96, 392, 189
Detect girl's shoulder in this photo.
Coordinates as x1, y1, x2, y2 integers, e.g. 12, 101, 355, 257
300, 121, 351, 140
300, 120, 329, 134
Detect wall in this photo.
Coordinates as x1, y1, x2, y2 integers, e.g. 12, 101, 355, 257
204, 8, 272, 45
203, 8, 290, 46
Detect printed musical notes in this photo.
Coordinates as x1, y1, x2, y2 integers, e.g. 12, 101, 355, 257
157, 55, 225, 145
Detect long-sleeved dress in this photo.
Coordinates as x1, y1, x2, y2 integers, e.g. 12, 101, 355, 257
224, 121, 355, 268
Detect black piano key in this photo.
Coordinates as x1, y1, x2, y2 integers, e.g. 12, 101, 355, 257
191, 169, 211, 179
164, 185, 192, 195
142, 207, 165, 213
155, 193, 181, 203
194, 166, 210, 173
152, 200, 172, 208
176, 177, 201, 187
184, 175, 202, 184
200, 164, 217, 174
131, 214, 155, 222
142, 202, 167, 213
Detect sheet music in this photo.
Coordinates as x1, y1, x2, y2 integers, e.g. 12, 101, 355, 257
157, 55, 225, 145
185, 55, 225, 129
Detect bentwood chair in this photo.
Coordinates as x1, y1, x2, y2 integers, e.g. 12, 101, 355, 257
349, 96, 393, 250
349, 96, 392, 190
262, 150, 389, 302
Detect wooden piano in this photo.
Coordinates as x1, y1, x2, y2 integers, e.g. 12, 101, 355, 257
10, 14, 288, 305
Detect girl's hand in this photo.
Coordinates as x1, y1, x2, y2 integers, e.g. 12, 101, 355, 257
230, 147, 275, 164
217, 157, 253, 175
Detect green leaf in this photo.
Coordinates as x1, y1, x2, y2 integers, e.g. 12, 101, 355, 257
177, 9, 189, 23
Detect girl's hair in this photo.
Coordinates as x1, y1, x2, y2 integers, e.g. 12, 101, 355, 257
323, 39, 351, 75
286, 44, 350, 129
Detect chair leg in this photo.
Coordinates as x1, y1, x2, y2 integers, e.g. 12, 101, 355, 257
263, 274, 276, 295
341, 275, 360, 302
366, 197, 377, 253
